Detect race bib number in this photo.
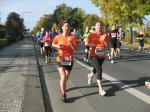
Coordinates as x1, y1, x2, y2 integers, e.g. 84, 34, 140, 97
111, 33, 117, 38
95, 47, 105, 56
60, 56, 72, 66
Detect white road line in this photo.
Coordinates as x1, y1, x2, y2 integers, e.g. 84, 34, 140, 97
76, 60, 150, 105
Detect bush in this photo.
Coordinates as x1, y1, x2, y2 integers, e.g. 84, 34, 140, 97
124, 31, 150, 44
144, 37, 150, 44
6, 35, 17, 45
0, 39, 7, 49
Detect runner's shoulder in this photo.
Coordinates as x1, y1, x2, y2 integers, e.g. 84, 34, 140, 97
89, 32, 97, 37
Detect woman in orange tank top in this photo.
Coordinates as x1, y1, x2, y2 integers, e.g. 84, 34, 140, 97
86, 22, 109, 96
52, 21, 78, 102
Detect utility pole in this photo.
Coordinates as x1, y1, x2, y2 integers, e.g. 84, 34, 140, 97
21, 11, 31, 22
0, 12, 1, 24
21, 11, 31, 39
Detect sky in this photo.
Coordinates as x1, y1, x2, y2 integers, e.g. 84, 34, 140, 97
0, 0, 101, 30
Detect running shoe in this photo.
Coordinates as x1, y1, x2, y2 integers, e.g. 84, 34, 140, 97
108, 53, 111, 59
45, 61, 48, 64
88, 74, 92, 85
86, 59, 89, 63
99, 90, 106, 96
61, 94, 67, 102
111, 60, 114, 64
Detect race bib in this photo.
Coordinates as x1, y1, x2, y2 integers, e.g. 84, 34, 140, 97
60, 56, 72, 66
111, 33, 117, 38
95, 47, 105, 56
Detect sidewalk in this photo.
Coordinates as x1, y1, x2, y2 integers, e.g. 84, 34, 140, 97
121, 42, 150, 53
0, 40, 45, 112
122, 42, 150, 49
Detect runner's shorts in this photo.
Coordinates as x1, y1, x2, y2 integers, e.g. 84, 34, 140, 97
57, 62, 73, 71
110, 38, 117, 49
117, 39, 121, 48
138, 40, 144, 47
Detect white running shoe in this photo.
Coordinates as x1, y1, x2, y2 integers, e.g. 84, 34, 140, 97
88, 74, 92, 85
86, 59, 89, 63
111, 60, 114, 64
108, 53, 111, 59
99, 90, 106, 96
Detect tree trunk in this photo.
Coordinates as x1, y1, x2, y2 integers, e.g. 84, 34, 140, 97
129, 27, 133, 44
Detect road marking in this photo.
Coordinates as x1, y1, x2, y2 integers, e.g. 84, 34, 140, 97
76, 60, 150, 105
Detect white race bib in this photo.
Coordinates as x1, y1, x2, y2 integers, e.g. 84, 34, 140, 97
95, 47, 105, 56
60, 56, 72, 66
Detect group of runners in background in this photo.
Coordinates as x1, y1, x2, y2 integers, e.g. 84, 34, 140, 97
82, 24, 125, 64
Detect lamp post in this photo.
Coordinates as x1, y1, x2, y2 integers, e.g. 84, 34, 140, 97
21, 11, 31, 39
0, 12, 1, 24
21, 11, 32, 20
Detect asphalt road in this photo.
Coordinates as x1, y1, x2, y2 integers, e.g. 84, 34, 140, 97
37, 41, 150, 112
1, 39, 149, 112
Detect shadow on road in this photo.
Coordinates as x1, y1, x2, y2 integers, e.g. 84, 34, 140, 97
65, 77, 150, 102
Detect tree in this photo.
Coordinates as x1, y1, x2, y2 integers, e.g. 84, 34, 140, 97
33, 3, 85, 33
91, 0, 150, 44
69, 7, 85, 32
0, 24, 7, 39
5, 12, 24, 40
36, 14, 53, 31
52, 3, 73, 27
82, 14, 101, 31
52, 4, 85, 32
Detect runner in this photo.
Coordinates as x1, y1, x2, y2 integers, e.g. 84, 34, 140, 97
137, 30, 145, 51
39, 28, 45, 57
50, 28, 58, 57
118, 26, 125, 42
43, 31, 51, 64
52, 21, 78, 102
108, 24, 119, 64
36, 30, 40, 45
116, 26, 125, 57
85, 22, 109, 96
82, 26, 91, 62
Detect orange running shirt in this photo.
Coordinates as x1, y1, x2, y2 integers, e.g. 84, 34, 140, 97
86, 32, 108, 58
52, 34, 78, 62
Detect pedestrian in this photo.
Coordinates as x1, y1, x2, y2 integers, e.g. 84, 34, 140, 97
38, 28, 46, 57
82, 26, 91, 62
108, 24, 119, 64
50, 28, 58, 57
116, 26, 125, 57
43, 31, 51, 64
85, 22, 109, 96
52, 21, 78, 102
118, 26, 125, 42
137, 30, 145, 51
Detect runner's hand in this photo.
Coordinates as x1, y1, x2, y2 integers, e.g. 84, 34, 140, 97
57, 44, 64, 49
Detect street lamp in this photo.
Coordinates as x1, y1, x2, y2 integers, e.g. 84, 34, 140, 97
0, 12, 1, 23
21, 11, 32, 19
21, 11, 31, 39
